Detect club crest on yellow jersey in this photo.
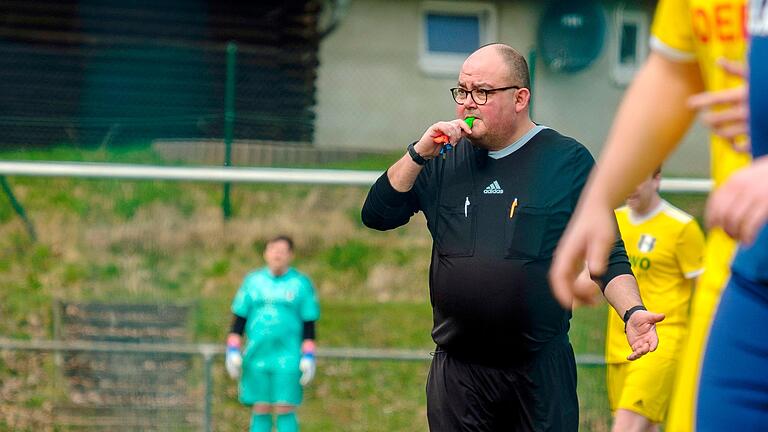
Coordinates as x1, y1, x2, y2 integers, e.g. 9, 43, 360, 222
638, 234, 657, 253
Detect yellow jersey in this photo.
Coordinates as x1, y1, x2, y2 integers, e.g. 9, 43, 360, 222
651, 0, 750, 186
647, 3, 748, 429
606, 201, 705, 364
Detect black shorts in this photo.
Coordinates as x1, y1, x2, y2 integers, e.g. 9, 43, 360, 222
426, 336, 578, 431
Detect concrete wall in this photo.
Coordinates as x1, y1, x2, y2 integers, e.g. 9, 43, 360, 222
315, 0, 709, 177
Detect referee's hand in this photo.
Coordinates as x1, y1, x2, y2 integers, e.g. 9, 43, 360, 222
625, 310, 665, 361
415, 119, 474, 159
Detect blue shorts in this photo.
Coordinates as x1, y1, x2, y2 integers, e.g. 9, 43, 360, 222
697, 272, 768, 430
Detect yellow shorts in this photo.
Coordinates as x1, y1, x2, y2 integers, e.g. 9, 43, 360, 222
666, 229, 736, 432
607, 355, 679, 424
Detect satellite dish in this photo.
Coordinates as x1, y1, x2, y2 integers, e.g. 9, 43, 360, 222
537, 0, 606, 73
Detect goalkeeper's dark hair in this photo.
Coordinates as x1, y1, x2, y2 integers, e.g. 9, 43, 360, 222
267, 234, 294, 251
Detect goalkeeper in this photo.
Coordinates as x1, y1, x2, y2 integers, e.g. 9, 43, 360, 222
225, 235, 320, 432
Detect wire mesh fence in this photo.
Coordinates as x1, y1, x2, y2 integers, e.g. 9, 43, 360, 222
0, 339, 613, 432
0, 1, 326, 154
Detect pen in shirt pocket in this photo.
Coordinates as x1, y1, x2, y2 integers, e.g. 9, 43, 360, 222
509, 198, 518, 218
464, 196, 470, 217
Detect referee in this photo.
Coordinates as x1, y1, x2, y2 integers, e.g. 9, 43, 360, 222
361, 44, 664, 431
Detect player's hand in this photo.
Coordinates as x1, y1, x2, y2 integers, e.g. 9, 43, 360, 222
299, 353, 316, 386
550, 200, 617, 309
414, 119, 473, 159
707, 156, 768, 244
572, 265, 602, 307
625, 310, 665, 361
225, 346, 242, 379
688, 58, 749, 152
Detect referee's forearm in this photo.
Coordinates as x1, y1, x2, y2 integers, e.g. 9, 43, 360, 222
387, 154, 424, 192
602, 274, 645, 319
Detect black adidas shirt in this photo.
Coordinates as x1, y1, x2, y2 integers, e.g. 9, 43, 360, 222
362, 127, 632, 366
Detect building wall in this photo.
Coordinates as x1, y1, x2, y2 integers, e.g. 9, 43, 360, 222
315, 0, 709, 177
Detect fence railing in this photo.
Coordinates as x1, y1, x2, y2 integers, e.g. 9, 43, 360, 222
0, 160, 713, 192
0, 338, 606, 432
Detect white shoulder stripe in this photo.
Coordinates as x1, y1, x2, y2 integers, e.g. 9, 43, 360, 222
685, 268, 705, 279
661, 201, 694, 224
650, 36, 697, 62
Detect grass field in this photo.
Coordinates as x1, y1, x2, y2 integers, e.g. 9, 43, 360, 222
0, 144, 706, 431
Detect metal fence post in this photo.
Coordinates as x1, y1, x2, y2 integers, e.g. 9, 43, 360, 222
202, 347, 215, 432
222, 41, 237, 220
0, 176, 36, 241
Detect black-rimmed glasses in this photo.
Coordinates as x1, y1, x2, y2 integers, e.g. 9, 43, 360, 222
450, 86, 520, 105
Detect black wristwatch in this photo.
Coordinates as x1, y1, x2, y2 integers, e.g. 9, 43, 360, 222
623, 305, 647, 331
407, 142, 428, 166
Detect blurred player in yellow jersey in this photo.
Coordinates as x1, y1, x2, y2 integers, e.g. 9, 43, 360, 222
606, 168, 705, 432
650, 2, 750, 431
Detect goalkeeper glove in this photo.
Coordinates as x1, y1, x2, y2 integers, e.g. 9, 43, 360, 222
225, 345, 242, 379
299, 352, 316, 386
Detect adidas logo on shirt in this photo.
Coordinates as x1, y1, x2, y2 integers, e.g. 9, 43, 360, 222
483, 180, 504, 194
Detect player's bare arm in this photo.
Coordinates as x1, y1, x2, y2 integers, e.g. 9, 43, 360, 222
551, 52, 704, 307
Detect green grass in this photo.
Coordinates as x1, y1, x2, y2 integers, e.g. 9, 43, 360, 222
321, 152, 402, 171
319, 302, 434, 348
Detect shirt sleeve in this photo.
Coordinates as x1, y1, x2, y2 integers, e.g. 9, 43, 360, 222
601, 226, 634, 288
299, 276, 321, 322
361, 170, 422, 231
676, 219, 706, 279
650, 0, 698, 62
231, 277, 252, 319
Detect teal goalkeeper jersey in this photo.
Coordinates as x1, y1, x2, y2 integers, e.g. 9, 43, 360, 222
231, 267, 320, 368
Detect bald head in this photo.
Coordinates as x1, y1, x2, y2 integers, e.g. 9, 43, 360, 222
457, 43, 534, 150
471, 44, 531, 90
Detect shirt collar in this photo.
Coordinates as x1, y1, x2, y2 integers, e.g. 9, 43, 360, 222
628, 200, 666, 225
488, 125, 548, 159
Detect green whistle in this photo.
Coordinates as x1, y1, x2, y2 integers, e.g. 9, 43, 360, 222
440, 117, 476, 157
437, 117, 476, 157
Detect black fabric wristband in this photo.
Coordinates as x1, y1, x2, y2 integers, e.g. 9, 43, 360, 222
407, 141, 427, 166
230, 314, 246, 336
303, 320, 316, 340
623, 305, 647, 328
